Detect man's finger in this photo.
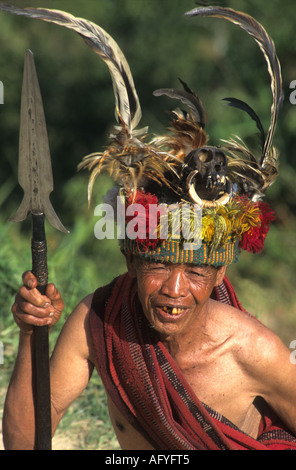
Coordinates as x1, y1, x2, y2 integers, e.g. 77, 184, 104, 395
22, 271, 38, 289
16, 299, 54, 318
46, 283, 61, 301
18, 286, 52, 308
13, 308, 53, 328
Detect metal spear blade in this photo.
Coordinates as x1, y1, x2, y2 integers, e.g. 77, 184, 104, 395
9, 49, 68, 233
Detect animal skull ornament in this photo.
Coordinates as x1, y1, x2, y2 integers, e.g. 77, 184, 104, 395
183, 146, 233, 207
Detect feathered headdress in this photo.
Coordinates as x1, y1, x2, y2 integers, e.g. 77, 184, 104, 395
0, 4, 282, 265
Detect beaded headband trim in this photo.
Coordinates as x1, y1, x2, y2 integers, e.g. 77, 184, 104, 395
121, 238, 240, 267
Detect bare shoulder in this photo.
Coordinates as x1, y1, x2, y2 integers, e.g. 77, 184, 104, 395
210, 299, 264, 341
214, 300, 289, 371
65, 293, 94, 327
61, 294, 93, 337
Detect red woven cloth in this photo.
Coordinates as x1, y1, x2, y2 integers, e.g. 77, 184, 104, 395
89, 273, 296, 450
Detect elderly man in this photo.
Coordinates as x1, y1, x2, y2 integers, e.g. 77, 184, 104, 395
2, 5, 296, 450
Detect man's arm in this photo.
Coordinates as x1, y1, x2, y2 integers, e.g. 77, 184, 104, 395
49, 294, 95, 431
243, 324, 296, 436
3, 331, 39, 449
258, 332, 296, 436
2, 272, 94, 450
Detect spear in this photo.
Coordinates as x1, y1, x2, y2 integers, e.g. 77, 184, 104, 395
9, 50, 68, 450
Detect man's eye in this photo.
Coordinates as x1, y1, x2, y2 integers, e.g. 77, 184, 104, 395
153, 266, 167, 271
188, 270, 203, 276
140, 262, 166, 272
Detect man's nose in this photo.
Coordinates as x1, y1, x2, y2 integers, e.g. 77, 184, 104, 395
159, 269, 187, 298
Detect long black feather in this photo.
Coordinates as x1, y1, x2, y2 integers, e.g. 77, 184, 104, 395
222, 97, 265, 150
153, 80, 207, 128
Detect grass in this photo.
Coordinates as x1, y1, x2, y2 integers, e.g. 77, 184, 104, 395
1, 175, 296, 449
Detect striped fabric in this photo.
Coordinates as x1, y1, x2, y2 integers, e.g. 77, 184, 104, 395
89, 273, 296, 450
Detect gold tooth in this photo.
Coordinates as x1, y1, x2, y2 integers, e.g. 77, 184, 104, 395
172, 308, 183, 315
161, 306, 185, 315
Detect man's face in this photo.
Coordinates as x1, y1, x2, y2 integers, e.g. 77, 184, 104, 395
127, 256, 226, 340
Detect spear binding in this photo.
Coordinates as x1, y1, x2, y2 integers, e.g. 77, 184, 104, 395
9, 50, 68, 450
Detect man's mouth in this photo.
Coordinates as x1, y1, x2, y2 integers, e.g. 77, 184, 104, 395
157, 305, 188, 317
161, 306, 187, 316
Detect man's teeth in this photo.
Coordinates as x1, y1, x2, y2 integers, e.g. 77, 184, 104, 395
162, 307, 185, 315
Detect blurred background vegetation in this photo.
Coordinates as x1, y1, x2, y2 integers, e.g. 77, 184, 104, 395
0, 0, 296, 450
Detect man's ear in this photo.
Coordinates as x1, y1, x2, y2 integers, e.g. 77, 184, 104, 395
123, 251, 137, 278
215, 265, 227, 286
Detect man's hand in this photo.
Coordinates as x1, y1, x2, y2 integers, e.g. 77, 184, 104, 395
11, 271, 64, 334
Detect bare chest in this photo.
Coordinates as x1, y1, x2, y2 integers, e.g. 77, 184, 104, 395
106, 352, 262, 450
176, 349, 262, 438
107, 394, 156, 450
